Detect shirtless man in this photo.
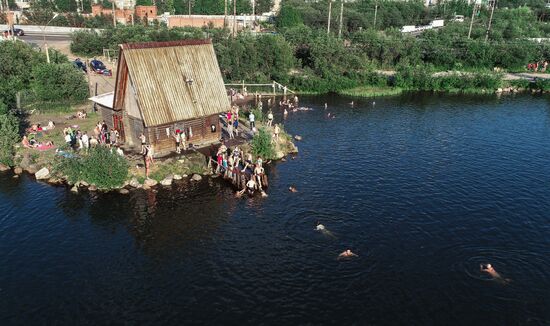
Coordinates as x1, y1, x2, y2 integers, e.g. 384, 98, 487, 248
480, 263, 510, 283
237, 178, 257, 197
288, 185, 298, 193
338, 249, 358, 259
315, 221, 325, 231
139, 133, 147, 154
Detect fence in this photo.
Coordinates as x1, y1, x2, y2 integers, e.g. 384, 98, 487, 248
225, 81, 295, 96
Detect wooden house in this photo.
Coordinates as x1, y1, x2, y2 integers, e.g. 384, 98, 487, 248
110, 39, 230, 155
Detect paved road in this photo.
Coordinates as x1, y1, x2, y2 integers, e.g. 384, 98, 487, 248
20, 32, 72, 44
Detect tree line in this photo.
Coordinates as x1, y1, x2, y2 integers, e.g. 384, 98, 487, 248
70, 0, 550, 93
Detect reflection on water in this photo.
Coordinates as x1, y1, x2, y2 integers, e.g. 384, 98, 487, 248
1, 93, 550, 325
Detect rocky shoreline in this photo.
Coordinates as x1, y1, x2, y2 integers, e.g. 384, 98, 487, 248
1, 135, 299, 194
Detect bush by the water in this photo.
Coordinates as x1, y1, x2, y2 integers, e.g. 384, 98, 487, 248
395, 66, 502, 91
251, 128, 275, 160
55, 147, 129, 189
0, 103, 20, 166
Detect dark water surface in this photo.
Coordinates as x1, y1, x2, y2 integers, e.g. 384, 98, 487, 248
1, 93, 550, 325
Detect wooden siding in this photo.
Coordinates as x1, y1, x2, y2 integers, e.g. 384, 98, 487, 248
97, 105, 114, 130
143, 114, 221, 155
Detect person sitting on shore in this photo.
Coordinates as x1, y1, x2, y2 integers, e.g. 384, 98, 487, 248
21, 135, 33, 149
77, 110, 87, 119
338, 249, 358, 260
30, 124, 43, 133
41, 121, 55, 131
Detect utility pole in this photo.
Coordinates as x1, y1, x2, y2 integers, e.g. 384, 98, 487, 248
485, 0, 496, 42
467, 3, 477, 39
338, 0, 344, 38
327, 0, 332, 35
112, 0, 116, 27
188, 0, 191, 17
373, 1, 378, 29
224, 0, 227, 28
233, 0, 237, 37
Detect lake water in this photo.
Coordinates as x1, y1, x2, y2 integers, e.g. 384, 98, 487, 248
1, 93, 549, 325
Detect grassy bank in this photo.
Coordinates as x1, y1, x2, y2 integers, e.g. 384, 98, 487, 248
338, 86, 404, 98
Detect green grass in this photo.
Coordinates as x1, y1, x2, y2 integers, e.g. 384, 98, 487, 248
338, 86, 403, 97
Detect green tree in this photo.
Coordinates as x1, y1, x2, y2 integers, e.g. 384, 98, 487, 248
256, 0, 273, 14
0, 41, 45, 109
277, 4, 303, 28
31, 64, 89, 102
0, 108, 20, 166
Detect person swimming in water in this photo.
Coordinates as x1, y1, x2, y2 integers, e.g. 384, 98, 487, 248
315, 221, 336, 238
338, 249, 358, 260
289, 185, 298, 192
480, 263, 510, 284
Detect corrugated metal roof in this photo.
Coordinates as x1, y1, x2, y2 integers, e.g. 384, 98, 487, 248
118, 40, 230, 127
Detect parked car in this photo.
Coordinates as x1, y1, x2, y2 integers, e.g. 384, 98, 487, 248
73, 58, 87, 73
3, 28, 25, 36
452, 15, 465, 22
89, 59, 107, 73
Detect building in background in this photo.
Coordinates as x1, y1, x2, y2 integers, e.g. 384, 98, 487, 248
91, 3, 157, 25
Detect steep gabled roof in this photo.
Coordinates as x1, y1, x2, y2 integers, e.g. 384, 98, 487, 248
114, 39, 230, 127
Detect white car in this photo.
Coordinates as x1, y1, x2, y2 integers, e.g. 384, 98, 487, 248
452, 15, 465, 22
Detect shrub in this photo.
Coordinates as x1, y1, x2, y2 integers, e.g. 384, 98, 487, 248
249, 107, 265, 123
509, 79, 530, 89
533, 78, 550, 91
251, 127, 275, 160
55, 147, 129, 189
0, 110, 20, 166
70, 30, 105, 57
30, 63, 89, 103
